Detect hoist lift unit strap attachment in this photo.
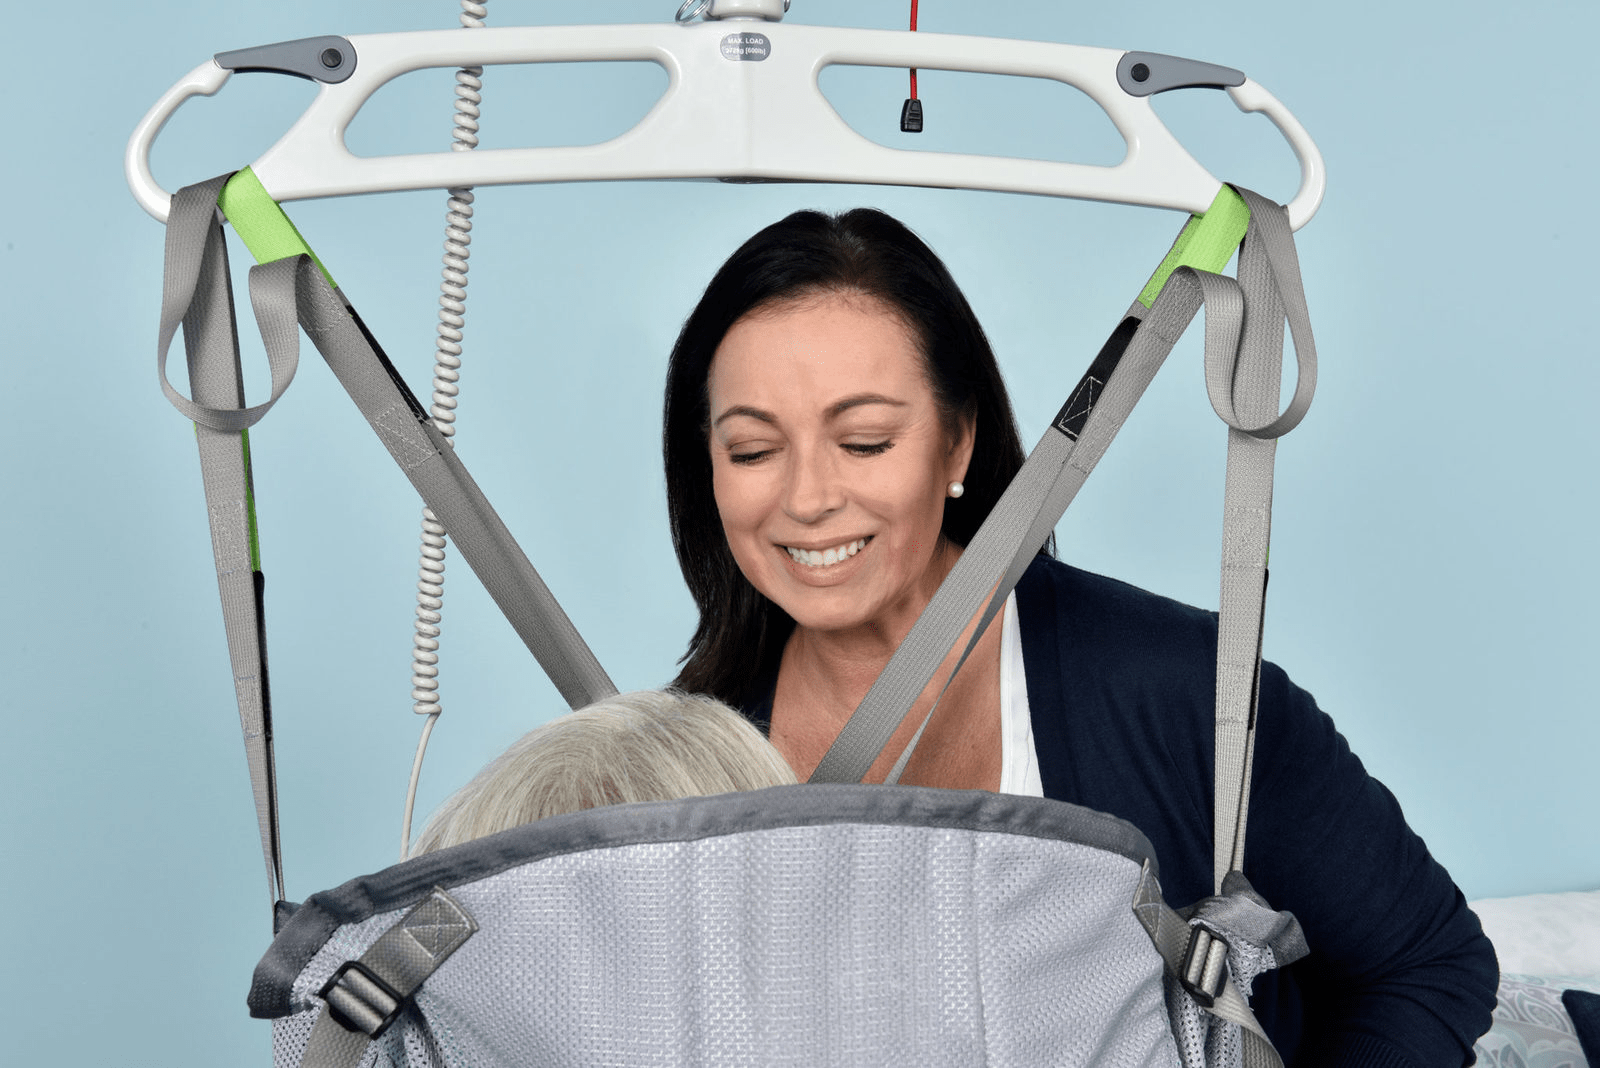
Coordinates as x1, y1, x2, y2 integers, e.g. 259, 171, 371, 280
159, 169, 619, 920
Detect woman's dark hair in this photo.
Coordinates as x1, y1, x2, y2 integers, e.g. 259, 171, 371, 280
664, 208, 1040, 709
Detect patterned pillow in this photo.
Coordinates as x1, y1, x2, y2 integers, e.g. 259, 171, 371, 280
1472, 974, 1600, 1068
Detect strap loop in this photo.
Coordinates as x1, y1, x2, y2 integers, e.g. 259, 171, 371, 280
1202, 186, 1317, 440
157, 176, 300, 432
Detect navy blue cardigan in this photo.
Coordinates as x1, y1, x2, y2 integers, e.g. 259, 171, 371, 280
746, 555, 1498, 1067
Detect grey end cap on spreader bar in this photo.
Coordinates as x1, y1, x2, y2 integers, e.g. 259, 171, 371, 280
1118, 51, 1245, 97
216, 36, 357, 85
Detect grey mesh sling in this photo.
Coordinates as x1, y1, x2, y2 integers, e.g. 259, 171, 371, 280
158, 169, 1317, 1066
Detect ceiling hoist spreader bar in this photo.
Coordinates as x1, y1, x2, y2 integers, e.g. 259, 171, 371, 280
141, 6, 1324, 931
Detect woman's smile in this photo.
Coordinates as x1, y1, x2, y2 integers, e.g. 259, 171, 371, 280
778, 535, 873, 581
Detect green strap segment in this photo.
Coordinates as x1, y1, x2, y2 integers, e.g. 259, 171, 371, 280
1138, 185, 1250, 308
211, 166, 329, 576
241, 428, 262, 571
217, 167, 337, 283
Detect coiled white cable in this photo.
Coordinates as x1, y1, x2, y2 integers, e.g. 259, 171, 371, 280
402, 0, 488, 860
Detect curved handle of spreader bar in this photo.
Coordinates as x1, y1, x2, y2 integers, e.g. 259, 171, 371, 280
127, 22, 1325, 230
1227, 79, 1325, 228
126, 58, 233, 222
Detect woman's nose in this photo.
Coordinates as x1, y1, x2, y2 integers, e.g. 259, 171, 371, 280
782, 444, 845, 523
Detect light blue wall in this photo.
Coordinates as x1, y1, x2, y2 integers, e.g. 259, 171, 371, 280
4, 0, 1595, 1061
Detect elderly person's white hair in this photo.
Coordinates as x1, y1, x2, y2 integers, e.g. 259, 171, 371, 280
411, 689, 796, 855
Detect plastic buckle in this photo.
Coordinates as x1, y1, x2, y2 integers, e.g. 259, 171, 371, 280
1180, 926, 1230, 1008
318, 960, 404, 1038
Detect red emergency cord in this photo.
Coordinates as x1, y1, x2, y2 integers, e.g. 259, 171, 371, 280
901, 0, 923, 132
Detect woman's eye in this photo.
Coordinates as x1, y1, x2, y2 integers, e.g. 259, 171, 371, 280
728, 448, 775, 465
844, 440, 893, 457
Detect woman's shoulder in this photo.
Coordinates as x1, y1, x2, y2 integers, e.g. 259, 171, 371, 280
1017, 554, 1218, 658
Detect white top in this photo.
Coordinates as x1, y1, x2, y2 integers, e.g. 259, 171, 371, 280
997, 592, 1044, 798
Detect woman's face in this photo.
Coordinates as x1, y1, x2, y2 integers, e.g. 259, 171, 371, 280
706, 292, 973, 637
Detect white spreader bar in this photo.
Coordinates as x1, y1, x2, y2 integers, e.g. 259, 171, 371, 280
128, 21, 1325, 228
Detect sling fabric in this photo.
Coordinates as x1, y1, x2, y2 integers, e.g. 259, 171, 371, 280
257, 785, 1270, 1067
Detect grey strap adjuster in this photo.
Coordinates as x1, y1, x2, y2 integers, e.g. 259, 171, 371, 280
1180, 926, 1230, 1007
319, 960, 404, 1038
298, 889, 477, 1068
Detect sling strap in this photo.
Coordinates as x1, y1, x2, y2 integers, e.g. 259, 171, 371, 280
807, 183, 1318, 888
245, 252, 617, 710
1207, 186, 1317, 891
158, 175, 289, 913
809, 188, 1237, 780
159, 174, 619, 917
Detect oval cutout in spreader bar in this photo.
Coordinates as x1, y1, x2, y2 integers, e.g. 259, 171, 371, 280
818, 65, 1125, 167
344, 61, 669, 158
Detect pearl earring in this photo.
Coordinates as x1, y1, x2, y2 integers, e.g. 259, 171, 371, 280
947, 481, 965, 499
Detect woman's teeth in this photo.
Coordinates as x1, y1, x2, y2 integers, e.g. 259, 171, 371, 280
786, 538, 868, 567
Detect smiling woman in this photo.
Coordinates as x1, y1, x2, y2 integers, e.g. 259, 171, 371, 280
664, 208, 1033, 788
660, 208, 1498, 1064
707, 292, 994, 785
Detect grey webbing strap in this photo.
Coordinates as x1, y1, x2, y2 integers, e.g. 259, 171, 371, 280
248, 255, 617, 710
883, 271, 1251, 788
1208, 188, 1318, 892
159, 185, 299, 433
813, 265, 1242, 785
160, 176, 285, 911
299, 889, 477, 1068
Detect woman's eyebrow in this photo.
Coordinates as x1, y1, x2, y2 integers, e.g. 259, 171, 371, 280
712, 404, 777, 428
827, 393, 907, 419
712, 394, 907, 428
